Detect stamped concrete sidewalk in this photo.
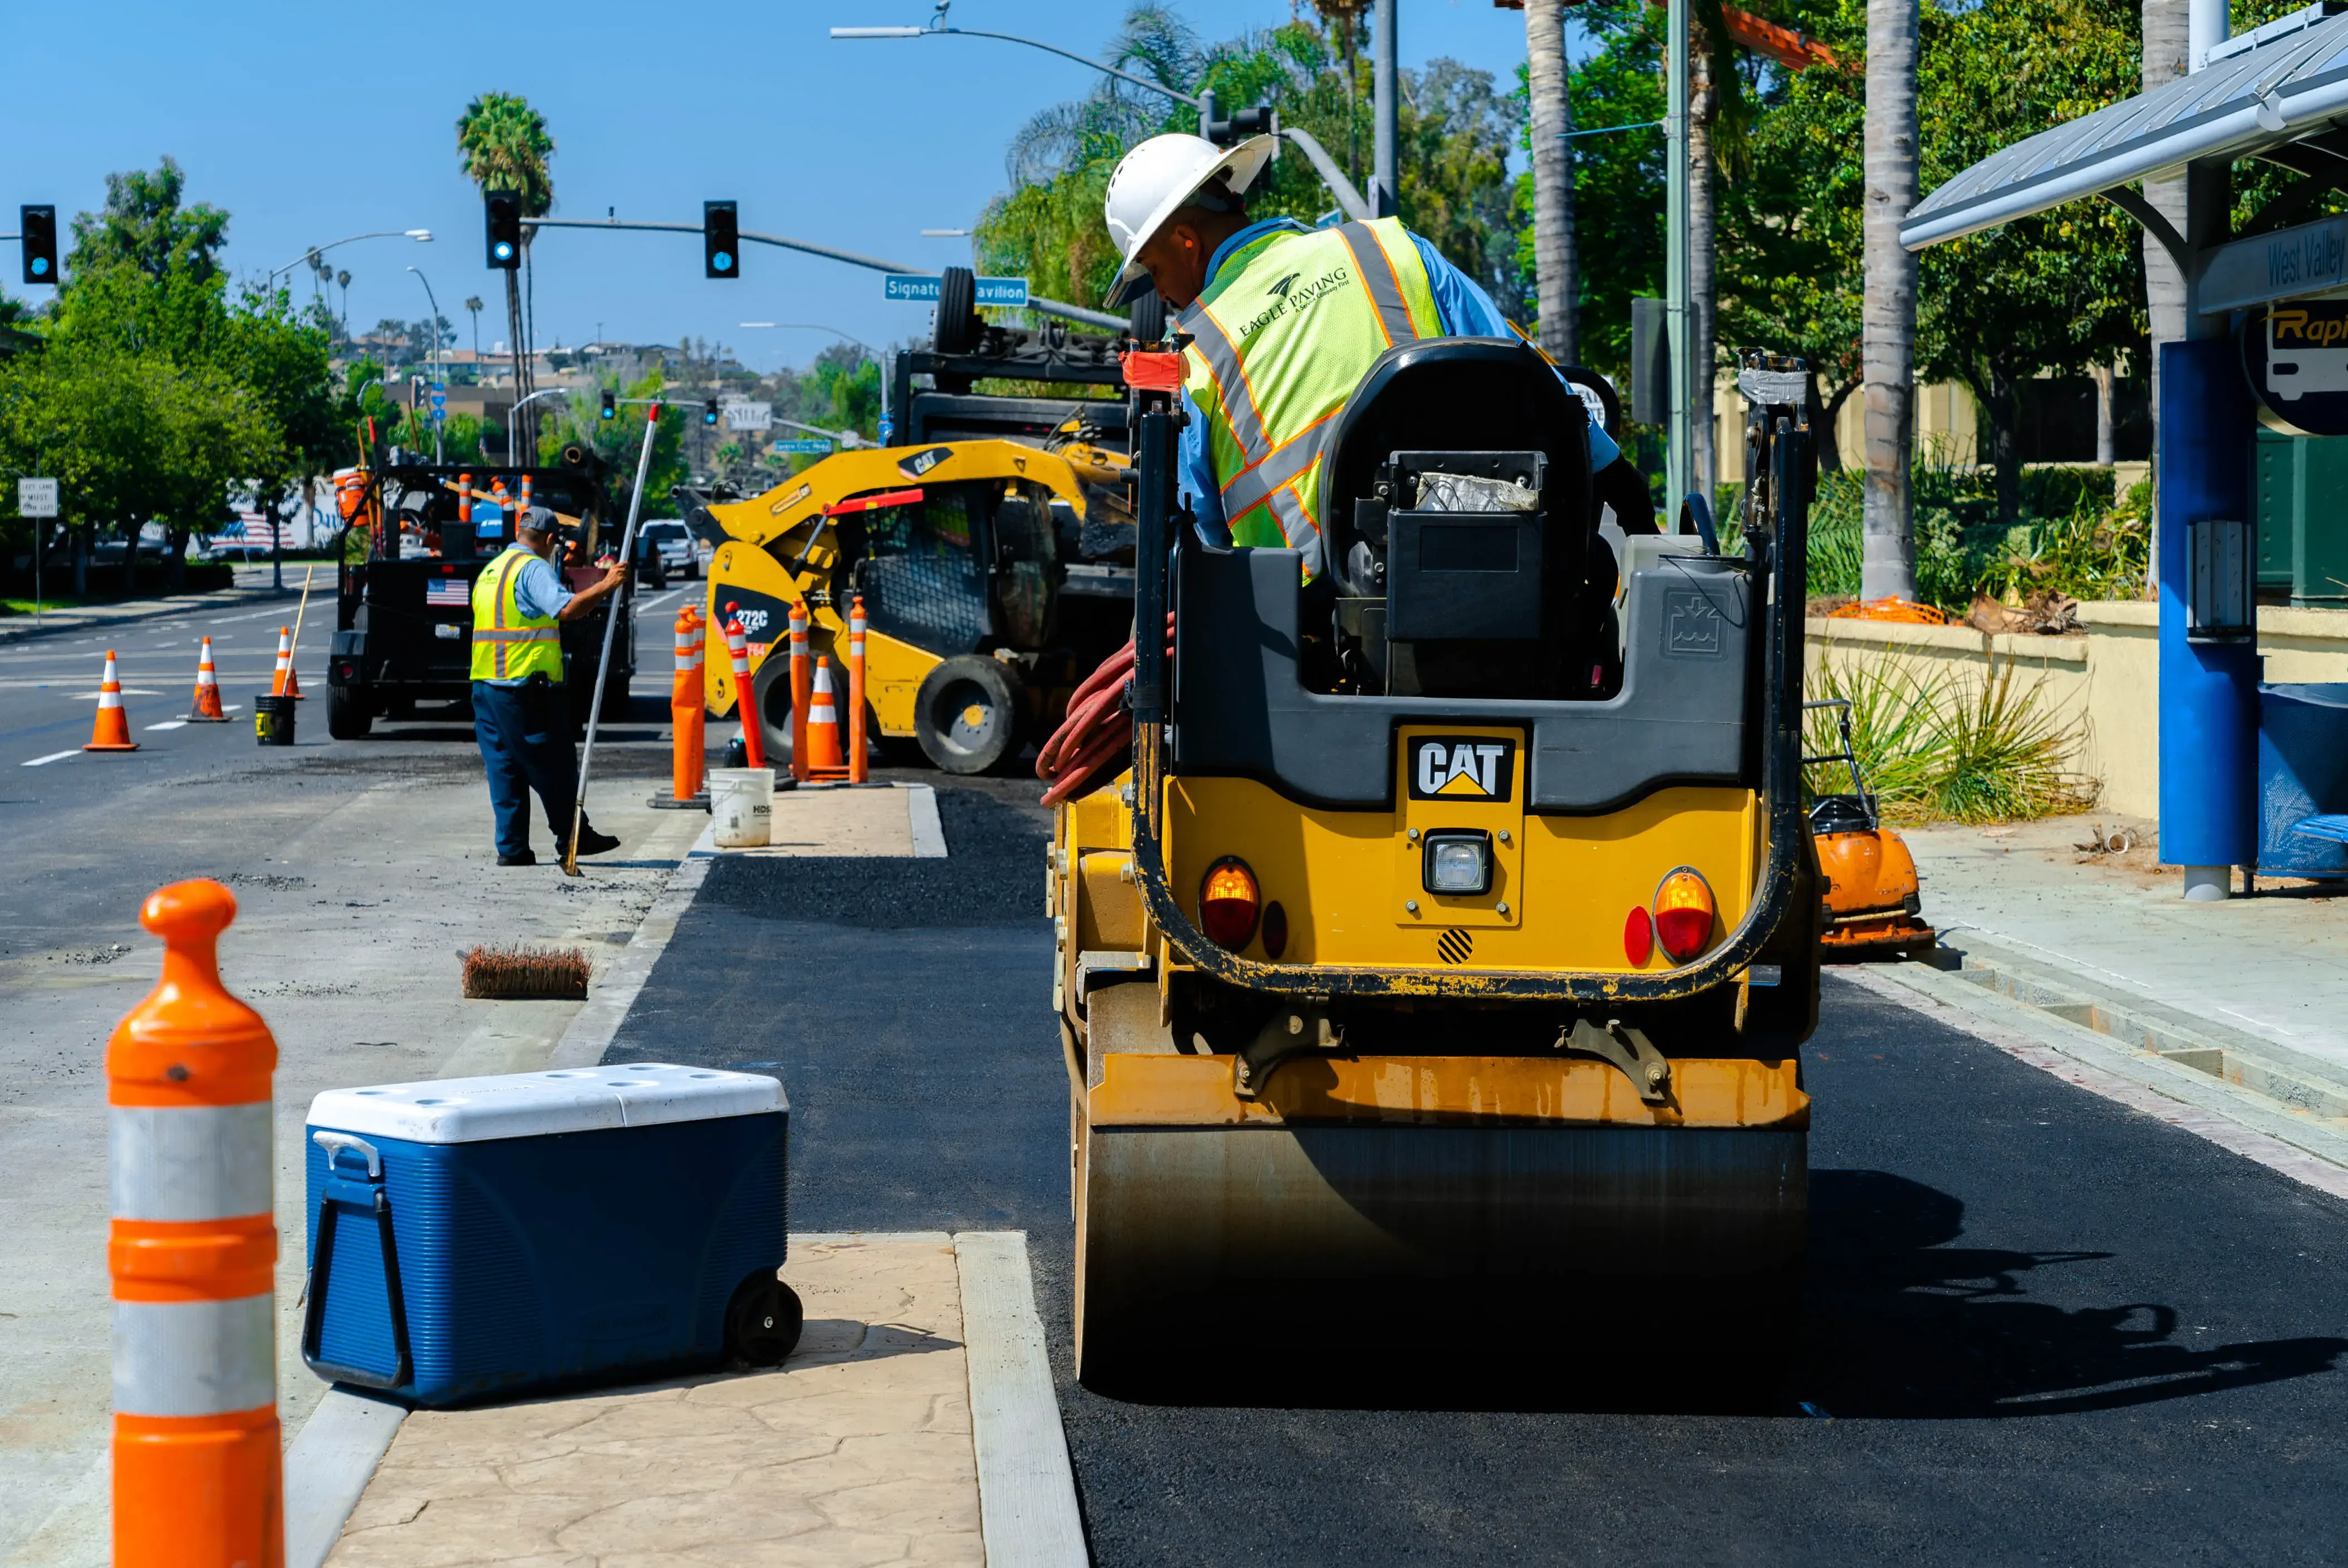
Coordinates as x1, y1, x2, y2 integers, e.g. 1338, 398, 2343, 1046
1902, 813, 2348, 1077
328, 1233, 984, 1568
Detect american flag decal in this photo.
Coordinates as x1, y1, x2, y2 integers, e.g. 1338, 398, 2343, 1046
426, 578, 470, 608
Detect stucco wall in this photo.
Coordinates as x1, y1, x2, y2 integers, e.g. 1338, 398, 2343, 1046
1805, 603, 2348, 820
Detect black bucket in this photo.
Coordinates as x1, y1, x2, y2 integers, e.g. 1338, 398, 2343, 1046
255, 693, 297, 746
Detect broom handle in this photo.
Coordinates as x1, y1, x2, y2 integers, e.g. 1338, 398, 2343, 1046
565, 407, 662, 874
287, 563, 315, 662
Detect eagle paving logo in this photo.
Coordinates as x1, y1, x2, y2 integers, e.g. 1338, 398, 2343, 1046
1409, 736, 1515, 802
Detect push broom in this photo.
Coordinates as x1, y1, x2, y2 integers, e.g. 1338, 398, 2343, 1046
562, 401, 664, 878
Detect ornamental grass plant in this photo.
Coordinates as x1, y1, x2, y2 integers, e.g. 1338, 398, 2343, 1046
1803, 653, 2096, 825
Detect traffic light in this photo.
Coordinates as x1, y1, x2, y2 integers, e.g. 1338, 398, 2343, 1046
600, 390, 616, 421
19, 205, 55, 287
484, 190, 522, 270
1203, 102, 1277, 147
703, 200, 738, 280
702, 399, 720, 427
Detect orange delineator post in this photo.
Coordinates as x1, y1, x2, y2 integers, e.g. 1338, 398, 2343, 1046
723, 617, 766, 771
787, 601, 812, 784
669, 609, 705, 803
108, 879, 282, 1568
804, 656, 848, 779
86, 651, 140, 752
847, 595, 868, 784
188, 637, 227, 722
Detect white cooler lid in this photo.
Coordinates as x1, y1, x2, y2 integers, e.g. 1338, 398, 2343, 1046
305, 1063, 784, 1145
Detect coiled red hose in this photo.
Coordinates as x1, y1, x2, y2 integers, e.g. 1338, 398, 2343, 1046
1035, 615, 1171, 809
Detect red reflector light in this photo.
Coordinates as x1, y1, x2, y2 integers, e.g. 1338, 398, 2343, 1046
1198, 857, 1260, 950
1624, 906, 1653, 966
1652, 868, 1717, 962
1261, 901, 1289, 960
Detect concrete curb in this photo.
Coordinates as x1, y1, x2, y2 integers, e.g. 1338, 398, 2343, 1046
0, 582, 297, 644
548, 821, 716, 1070
906, 782, 948, 858
955, 1231, 1089, 1568
1843, 965, 2348, 1202
283, 1389, 408, 1568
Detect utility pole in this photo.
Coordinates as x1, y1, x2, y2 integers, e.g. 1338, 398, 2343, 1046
1665, 0, 1693, 514
1372, 0, 1399, 218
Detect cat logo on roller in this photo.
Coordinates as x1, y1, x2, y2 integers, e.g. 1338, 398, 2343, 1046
1409, 736, 1516, 802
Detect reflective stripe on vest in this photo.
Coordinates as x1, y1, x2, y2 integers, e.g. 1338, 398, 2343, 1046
470, 546, 564, 682
1178, 217, 1443, 578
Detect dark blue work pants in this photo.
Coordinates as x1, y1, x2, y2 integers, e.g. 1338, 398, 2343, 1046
472, 678, 577, 858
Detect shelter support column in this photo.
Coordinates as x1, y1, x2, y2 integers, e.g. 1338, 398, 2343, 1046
2157, 337, 2258, 899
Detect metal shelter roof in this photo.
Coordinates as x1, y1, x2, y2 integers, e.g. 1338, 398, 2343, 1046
1902, 8, 2348, 250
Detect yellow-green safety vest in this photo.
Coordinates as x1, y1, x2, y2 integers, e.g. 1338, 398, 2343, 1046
1176, 217, 1443, 578
470, 543, 564, 682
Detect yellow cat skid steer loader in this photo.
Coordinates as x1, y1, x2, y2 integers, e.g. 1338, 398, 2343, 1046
1048, 345, 1824, 1390
694, 436, 1136, 773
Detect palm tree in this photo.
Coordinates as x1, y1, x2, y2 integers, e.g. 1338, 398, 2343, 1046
1524, 0, 1579, 365
463, 296, 484, 362
456, 93, 556, 455
1861, 0, 1919, 601
1690, 25, 1718, 500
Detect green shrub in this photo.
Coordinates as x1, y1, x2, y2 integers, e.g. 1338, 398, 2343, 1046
1804, 652, 2097, 824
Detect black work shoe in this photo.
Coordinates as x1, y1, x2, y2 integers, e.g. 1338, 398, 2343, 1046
497, 850, 537, 867
563, 825, 622, 858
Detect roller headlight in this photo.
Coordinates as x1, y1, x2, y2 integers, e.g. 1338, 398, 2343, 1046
1422, 832, 1492, 896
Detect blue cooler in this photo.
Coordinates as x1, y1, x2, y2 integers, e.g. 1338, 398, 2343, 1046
302, 1063, 796, 1407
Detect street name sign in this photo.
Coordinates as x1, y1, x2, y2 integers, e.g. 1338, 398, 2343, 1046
883, 273, 1031, 308
775, 438, 834, 454
723, 400, 774, 432
18, 478, 58, 518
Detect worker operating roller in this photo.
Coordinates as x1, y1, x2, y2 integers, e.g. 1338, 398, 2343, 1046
1101, 131, 1657, 580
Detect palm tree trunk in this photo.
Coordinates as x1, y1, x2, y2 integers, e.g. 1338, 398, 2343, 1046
504, 266, 525, 467
1525, 0, 1579, 365
1862, 0, 1920, 601
1689, 27, 1718, 501
2142, 0, 2188, 587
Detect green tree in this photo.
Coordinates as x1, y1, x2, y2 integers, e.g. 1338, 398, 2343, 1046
67, 158, 229, 287
1915, 0, 2144, 523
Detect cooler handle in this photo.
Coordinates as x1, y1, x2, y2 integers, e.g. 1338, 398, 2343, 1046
301, 1134, 414, 1393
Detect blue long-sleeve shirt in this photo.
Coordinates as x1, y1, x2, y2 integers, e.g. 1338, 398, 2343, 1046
1176, 218, 1622, 540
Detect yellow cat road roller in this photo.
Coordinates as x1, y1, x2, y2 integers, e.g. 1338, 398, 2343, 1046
1047, 346, 1824, 1390
690, 437, 1135, 772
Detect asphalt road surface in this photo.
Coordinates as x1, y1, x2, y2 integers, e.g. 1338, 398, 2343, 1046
0, 578, 695, 987
618, 785, 2348, 1568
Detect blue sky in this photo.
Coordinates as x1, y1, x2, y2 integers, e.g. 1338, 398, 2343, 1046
2, 1, 1545, 373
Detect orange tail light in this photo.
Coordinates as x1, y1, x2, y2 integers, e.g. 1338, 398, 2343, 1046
1652, 868, 1717, 962
1199, 857, 1261, 950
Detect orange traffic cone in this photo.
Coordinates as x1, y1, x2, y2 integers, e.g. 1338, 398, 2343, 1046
805, 656, 846, 777
270, 627, 303, 699
85, 651, 139, 751
187, 637, 227, 721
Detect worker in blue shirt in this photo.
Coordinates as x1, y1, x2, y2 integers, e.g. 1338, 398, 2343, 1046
470, 507, 628, 867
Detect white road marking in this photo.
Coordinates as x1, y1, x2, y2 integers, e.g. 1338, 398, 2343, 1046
145, 720, 188, 731
22, 750, 77, 767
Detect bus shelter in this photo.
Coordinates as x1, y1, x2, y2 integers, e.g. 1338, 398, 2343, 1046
1904, 4, 2348, 899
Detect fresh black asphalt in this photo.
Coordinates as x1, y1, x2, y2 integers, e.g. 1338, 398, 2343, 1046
611, 784, 2348, 1567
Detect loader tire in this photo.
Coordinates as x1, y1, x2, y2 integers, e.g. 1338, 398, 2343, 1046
913, 654, 1020, 775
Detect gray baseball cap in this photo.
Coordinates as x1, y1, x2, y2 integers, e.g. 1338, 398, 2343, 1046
516, 505, 562, 536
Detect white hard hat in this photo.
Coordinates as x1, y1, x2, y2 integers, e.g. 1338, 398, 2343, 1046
1102, 132, 1278, 309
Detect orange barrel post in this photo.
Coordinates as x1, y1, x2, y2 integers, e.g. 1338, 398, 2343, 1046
724, 617, 766, 771
847, 594, 868, 784
517, 475, 533, 516
787, 601, 812, 784
108, 879, 282, 1568
669, 610, 704, 803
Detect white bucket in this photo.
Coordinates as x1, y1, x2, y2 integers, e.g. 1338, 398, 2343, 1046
709, 768, 774, 848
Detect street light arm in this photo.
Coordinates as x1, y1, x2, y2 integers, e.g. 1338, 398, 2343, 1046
925, 27, 1201, 109
773, 415, 871, 449
267, 228, 431, 282
1276, 129, 1373, 223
